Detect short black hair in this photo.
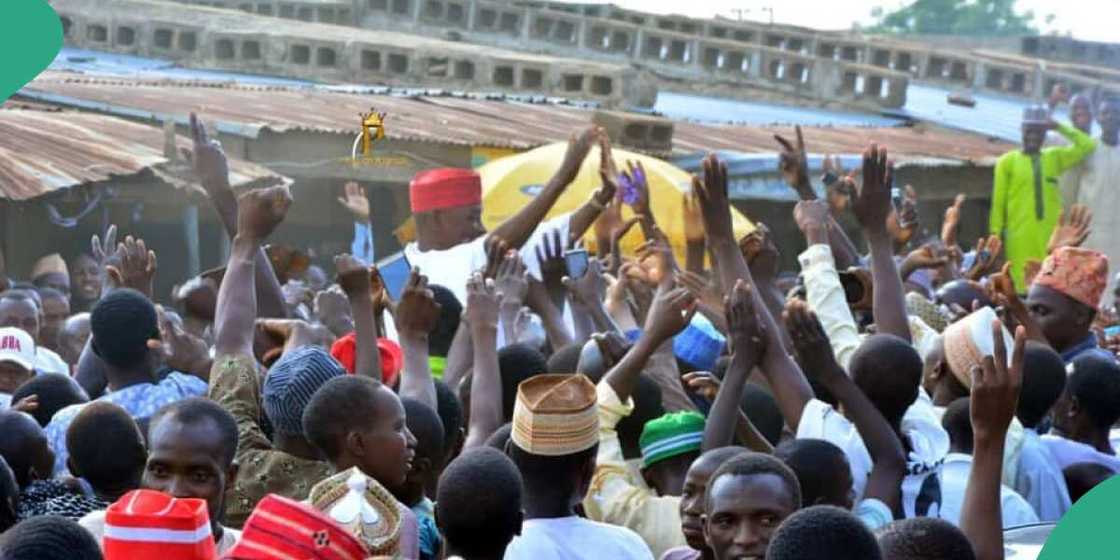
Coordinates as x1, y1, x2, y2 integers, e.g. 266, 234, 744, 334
89, 288, 158, 369
149, 397, 239, 467
437, 448, 522, 558
0, 290, 40, 311
941, 397, 973, 455
1017, 342, 1067, 429
850, 335, 922, 428
66, 402, 146, 491
742, 383, 784, 447
774, 439, 848, 507
485, 423, 513, 450
433, 379, 464, 461
705, 452, 801, 513
303, 375, 387, 461
0, 411, 49, 487
0, 515, 103, 560
428, 285, 461, 358
766, 505, 881, 560
877, 517, 976, 560
11, 374, 88, 427
547, 343, 582, 374
1066, 354, 1120, 430
0, 456, 17, 533
402, 398, 444, 463
615, 374, 665, 460
509, 442, 597, 505
1063, 462, 1116, 503
499, 343, 549, 421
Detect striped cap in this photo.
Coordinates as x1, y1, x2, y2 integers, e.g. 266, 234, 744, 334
103, 489, 216, 560
639, 411, 706, 468
222, 494, 369, 560
511, 374, 598, 457
263, 346, 346, 435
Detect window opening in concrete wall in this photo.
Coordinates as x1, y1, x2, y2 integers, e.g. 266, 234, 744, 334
291, 44, 310, 64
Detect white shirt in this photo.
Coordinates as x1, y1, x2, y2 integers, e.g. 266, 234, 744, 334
797, 392, 950, 508
504, 516, 653, 560
35, 346, 69, 376
933, 453, 1039, 529
1041, 434, 1120, 472
1075, 140, 1120, 302
1013, 430, 1071, 522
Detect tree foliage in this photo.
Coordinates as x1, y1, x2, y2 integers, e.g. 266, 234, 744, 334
870, 0, 1039, 36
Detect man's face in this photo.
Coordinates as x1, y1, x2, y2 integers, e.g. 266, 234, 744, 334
357, 386, 416, 488
643, 451, 695, 498
679, 454, 727, 551
1071, 95, 1094, 132
0, 362, 31, 394
39, 295, 69, 350
144, 417, 235, 531
1049, 389, 1075, 436
58, 315, 91, 367
70, 256, 100, 302
434, 205, 486, 246
0, 300, 39, 342
1099, 101, 1119, 139
1022, 124, 1047, 153
703, 473, 797, 560
1026, 284, 1087, 351
36, 273, 70, 297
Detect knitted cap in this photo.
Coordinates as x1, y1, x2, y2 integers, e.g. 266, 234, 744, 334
409, 168, 481, 213
943, 307, 1013, 389
673, 315, 726, 372
1034, 247, 1110, 308
263, 346, 346, 435
511, 374, 598, 456
639, 411, 706, 468
103, 489, 216, 560
222, 494, 369, 560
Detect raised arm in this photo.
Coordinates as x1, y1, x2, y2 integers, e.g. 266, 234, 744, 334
463, 273, 503, 448
703, 280, 766, 451
567, 133, 618, 247
786, 300, 906, 513
489, 127, 598, 250
962, 322, 1026, 560
394, 268, 442, 410
602, 285, 695, 403
1051, 120, 1097, 173
850, 145, 910, 343
185, 113, 287, 319
335, 254, 382, 383
213, 185, 292, 358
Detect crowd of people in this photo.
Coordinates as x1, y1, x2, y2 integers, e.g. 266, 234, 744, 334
0, 90, 1116, 560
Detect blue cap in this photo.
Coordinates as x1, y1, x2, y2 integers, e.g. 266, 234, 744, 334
263, 346, 346, 435
673, 314, 725, 371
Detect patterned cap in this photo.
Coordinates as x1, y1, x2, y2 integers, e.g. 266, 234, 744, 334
103, 489, 216, 560
31, 253, 68, 280
511, 374, 598, 456
308, 467, 402, 557
906, 292, 949, 333
673, 315, 726, 372
943, 306, 1014, 389
263, 346, 346, 435
639, 411, 706, 468
222, 494, 369, 560
1034, 247, 1110, 308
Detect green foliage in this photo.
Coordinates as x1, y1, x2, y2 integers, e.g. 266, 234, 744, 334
870, 0, 1039, 37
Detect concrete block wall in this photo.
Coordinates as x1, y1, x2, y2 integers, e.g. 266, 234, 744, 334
52, 0, 653, 107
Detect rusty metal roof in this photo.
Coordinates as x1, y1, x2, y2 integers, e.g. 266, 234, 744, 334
0, 108, 288, 201
20, 71, 1014, 163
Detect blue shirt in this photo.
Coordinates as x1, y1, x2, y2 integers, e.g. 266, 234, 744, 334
412, 497, 441, 560
45, 372, 207, 476
1060, 334, 1116, 365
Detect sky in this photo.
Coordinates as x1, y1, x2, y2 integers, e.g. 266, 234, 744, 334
582, 0, 1117, 42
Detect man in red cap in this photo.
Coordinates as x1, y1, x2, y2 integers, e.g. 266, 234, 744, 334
404, 127, 611, 307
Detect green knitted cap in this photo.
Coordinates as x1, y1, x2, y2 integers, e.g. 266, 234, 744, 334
639, 411, 706, 468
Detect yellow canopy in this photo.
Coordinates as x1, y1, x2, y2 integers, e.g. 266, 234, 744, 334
478, 142, 754, 261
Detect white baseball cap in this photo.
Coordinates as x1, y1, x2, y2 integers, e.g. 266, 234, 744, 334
0, 328, 35, 372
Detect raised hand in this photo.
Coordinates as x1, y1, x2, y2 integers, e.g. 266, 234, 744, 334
337, 181, 370, 222
901, 244, 951, 276
741, 223, 780, 281
495, 250, 529, 306
965, 236, 1003, 281
683, 190, 705, 243
394, 268, 442, 337
334, 253, 371, 298
591, 330, 631, 369
643, 285, 697, 343
237, 185, 292, 242
682, 371, 721, 401
774, 125, 814, 199
1048, 204, 1093, 253
783, 299, 843, 383
679, 270, 723, 312
942, 194, 966, 248
636, 237, 676, 287
593, 167, 624, 253
105, 235, 157, 297
971, 321, 1026, 442
553, 127, 600, 189
692, 153, 734, 242
257, 318, 333, 354
91, 224, 118, 269
851, 143, 893, 235
621, 159, 651, 216
183, 113, 230, 191
313, 288, 354, 337
886, 184, 919, 246
482, 236, 510, 281
794, 199, 830, 238
563, 258, 608, 308
464, 272, 500, 330
726, 279, 766, 363
535, 229, 567, 308
156, 307, 211, 377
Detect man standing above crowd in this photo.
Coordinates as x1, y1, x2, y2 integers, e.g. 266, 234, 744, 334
990, 107, 1096, 291
1070, 98, 1120, 302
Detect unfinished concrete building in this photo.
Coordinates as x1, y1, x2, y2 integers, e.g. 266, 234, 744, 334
52, 0, 656, 108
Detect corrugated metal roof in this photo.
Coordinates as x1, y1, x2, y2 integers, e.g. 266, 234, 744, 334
0, 109, 287, 201
893, 83, 1044, 143
652, 91, 902, 127
19, 70, 1013, 163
